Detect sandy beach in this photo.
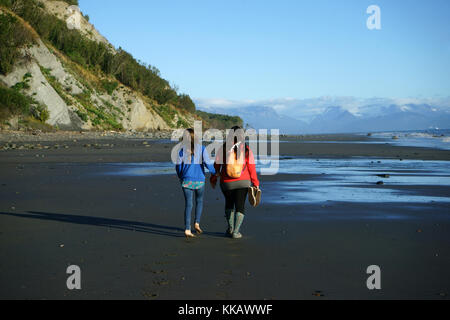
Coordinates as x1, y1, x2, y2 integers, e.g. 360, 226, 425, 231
0, 131, 449, 299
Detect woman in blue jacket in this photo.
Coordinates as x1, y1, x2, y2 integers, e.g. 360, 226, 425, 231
176, 128, 216, 238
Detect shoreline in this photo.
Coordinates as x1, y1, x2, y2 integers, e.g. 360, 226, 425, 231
0, 130, 377, 144
1, 133, 450, 163
0, 129, 174, 143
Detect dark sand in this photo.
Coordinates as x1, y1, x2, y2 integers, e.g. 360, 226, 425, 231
0, 133, 449, 299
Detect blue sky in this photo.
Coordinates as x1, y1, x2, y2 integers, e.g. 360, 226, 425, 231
79, 0, 450, 101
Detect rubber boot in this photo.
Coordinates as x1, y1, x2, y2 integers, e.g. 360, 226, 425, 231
225, 209, 235, 236
233, 212, 245, 239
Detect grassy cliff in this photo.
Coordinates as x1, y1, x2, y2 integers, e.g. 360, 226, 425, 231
0, 0, 242, 132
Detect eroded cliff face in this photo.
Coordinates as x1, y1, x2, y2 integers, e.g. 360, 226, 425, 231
42, 0, 112, 48
0, 1, 194, 132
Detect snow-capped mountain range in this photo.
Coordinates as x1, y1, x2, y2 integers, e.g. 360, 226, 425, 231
195, 97, 450, 134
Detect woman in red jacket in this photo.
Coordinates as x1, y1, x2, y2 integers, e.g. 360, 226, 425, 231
211, 126, 260, 239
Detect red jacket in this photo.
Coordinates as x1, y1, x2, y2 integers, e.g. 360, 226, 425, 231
213, 144, 260, 187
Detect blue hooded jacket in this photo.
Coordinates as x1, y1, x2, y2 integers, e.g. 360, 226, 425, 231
175, 145, 216, 182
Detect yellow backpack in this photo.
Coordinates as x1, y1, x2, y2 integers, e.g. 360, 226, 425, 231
225, 143, 247, 178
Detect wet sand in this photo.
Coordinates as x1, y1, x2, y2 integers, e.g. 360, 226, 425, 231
0, 133, 449, 299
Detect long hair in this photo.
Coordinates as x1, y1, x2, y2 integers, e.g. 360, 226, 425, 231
224, 126, 246, 162
185, 128, 195, 155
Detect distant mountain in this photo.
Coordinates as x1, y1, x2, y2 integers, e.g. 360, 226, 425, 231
307, 107, 359, 133
356, 104, 450, 132
197, 102, 450, 134
199, 106, 307, 133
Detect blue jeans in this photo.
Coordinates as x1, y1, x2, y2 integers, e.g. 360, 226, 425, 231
182, 186, 205, 231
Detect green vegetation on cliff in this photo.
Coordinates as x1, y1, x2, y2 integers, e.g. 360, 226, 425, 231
196, 110, 243, 130
0, 10, 34, 75
0, 83, 49, 124
1, 0, 187, 106
0, 0, 243, 130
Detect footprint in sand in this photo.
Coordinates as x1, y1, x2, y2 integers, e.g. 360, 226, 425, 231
153, 279, 170, 286
142, 291, 159, 299
217, 280, 232, 287
164, 253, 178, 257
154, 261, 171, 265
141, 265, 166, 274
216, 292, 228, 299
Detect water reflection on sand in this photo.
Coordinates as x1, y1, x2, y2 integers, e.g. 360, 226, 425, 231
101, 157, 450, 204
262, 158, 450, 204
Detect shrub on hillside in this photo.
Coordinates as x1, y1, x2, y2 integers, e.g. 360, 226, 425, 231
177, 94, 196, 113
3, 0, 180, 106
196, 110, 243, 130
0, 11, 34, 75
0, 85, 49, 123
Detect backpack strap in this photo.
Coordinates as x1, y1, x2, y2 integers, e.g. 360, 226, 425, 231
241, 143, 250, 173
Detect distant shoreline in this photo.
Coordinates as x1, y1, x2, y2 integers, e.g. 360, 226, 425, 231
1, 129, 448, 143
0, 129, 174, 143
1, 130, 449, 163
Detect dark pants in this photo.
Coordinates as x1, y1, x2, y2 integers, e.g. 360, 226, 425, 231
222, 188, 248, 214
